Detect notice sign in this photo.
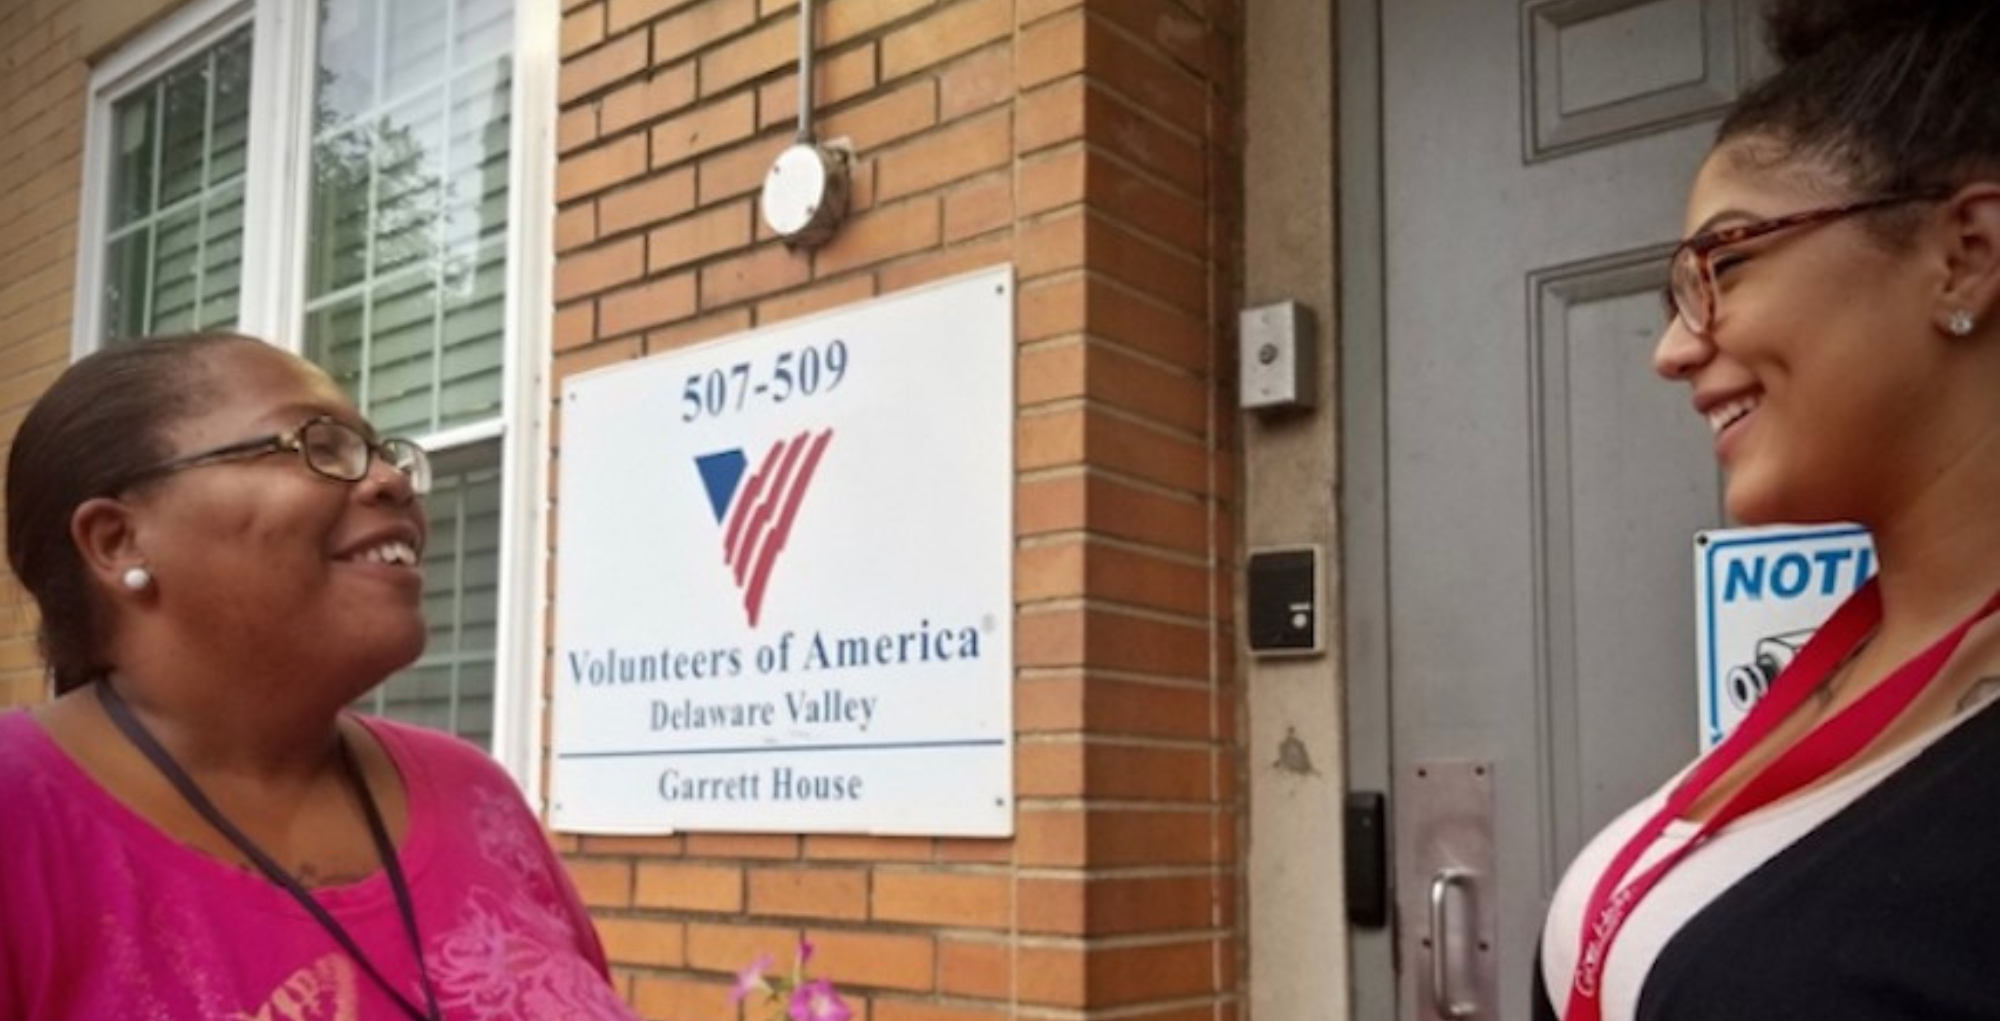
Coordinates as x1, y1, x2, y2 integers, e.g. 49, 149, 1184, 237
550, 267, 1015, 837
1693, 523, 1874, 750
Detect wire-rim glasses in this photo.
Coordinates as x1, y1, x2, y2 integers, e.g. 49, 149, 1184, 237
1662, 191, 1948, 337
117, 415, 432, 496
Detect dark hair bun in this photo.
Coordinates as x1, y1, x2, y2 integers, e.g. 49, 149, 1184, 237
1764, 0, 1968, 65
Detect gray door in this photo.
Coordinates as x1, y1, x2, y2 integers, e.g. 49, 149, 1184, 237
1341, 2, 1770, 1018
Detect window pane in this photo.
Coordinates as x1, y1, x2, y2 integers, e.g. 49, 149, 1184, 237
109, 93, 155, 230
360, 449, 500, 745
316, 0, 378, 130
386, 0, 450, 103
304, 0, 512, 436
101, 25, 251, 344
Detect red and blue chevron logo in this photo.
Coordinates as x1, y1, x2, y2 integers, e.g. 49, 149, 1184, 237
694, 429, 834, 627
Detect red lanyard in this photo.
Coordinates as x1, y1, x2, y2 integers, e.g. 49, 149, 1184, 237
1563, 579, 2000, 1021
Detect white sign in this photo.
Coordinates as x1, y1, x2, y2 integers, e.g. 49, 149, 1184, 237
550, 266, 1015, 836
1693, 523, 1874, 749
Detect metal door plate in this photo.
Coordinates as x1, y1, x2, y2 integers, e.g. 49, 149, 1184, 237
1397, 760, 1498, 1019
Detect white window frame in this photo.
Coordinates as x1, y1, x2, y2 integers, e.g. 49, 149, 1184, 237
72, 0, 558, 805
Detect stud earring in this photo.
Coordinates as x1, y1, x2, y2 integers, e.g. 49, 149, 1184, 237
1948, 309, 1977, 337
121, 566, 152, 591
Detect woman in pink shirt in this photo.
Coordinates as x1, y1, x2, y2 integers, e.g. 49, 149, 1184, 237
0, 333, 642, 1020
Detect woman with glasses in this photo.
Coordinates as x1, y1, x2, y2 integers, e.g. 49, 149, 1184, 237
1537, 2, 2000, 1020
0, 334, 641, 1019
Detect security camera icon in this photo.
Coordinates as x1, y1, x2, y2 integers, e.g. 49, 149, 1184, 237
1725, 628, 1818, 710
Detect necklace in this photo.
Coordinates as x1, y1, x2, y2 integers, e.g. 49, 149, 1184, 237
94, 681, 443, 1021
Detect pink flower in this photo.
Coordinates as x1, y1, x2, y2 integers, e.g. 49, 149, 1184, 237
730, 952, 774, 1005
796, 936, 815, 968
786, 979, 851, 1021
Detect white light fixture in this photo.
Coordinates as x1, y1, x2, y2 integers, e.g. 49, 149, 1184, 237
761, 141, 848, 249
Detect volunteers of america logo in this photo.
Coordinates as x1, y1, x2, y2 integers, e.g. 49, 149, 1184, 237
694, 429, 833, 627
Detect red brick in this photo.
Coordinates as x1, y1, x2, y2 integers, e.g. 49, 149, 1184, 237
874, 999, 1012, 1021
1088, 149, 1207, 255
876, 110, 1009, 201
1017, 406, 1083, 470
557, 134, 649, 201
810, 930, 937, 992
755, 272, 877, 325
1015, 533, 1084, 601
1089, 279, 1207, 369
939, 43, 1013, 121
1017, 273, 1085, 341
876, 235, 1011, 294
819, 80, 937, 152
556, 203, 598, 252
1022, 943, 1097, 1007
1089, 16, 1210, 138
553, 236, 644, 301
943, 172, 1011, 242
652, 0, 758, 64
1016, 78, 1085, 155
745, 866, 870, 920
1018, 9, 1084, 88
1092, 939, 1228, 1004
698, 242, 812, 307
630, 973, 732, 1021
559, 28, 648, 104
598, 271, 699, 336
1024, 142, 1088, 218
650, 91, 758, 166
938, 938, 1013, 999
645, 307, 754, 353
562, 856, 636, 907
880, 0, 1009, 81
554, 301, 596, 352
758, 44, 878, 130
1087, 84, 1205, 196
598, 167, 698, 236
802, 835, 937, 863
561, 3, 606, 57
1085, 538, 1212, 617
696, 137, 786, 204
1096, 0, 1214, 80
872, 870, 1011, 928
697, 14, 794, 95
685, 921, 818, 972
823, 0, 933, 45
684, 832, 802, 859
1090, 808, 1230, 867
649, 198, 756, 271
594, 915, 687, 966
606, 0, 703, 33
634, 861, 745, 912
601, 64, 698, 134
558, 104, 600, 154
1015, 209, 1085, 278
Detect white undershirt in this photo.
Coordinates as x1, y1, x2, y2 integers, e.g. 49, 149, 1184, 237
1539, 706, 1980, 1021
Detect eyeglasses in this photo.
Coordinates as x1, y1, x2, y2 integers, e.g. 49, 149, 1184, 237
1662, 191, 1947, 337
118, 415, 432, 495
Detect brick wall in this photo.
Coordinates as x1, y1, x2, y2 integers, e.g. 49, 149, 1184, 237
553, 0, 1243, 1018
0, 0, 86, 709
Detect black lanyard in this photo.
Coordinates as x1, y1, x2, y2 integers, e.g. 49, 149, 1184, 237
95, 681, 443, 1021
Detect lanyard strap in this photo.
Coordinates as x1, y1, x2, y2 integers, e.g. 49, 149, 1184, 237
95, 682, 442, 1021
1564, 579, 2000, 1021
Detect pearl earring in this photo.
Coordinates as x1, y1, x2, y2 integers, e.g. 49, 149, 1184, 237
1948, 309, 1977, 337
121, 566, 152, 591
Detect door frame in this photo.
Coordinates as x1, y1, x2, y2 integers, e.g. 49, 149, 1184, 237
1335, 0, 1396, 1018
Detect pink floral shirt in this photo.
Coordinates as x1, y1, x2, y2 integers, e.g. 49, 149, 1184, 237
0, 710, 641, 1021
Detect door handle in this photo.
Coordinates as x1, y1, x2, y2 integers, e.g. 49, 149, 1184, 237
1428, 868, 1478, 1019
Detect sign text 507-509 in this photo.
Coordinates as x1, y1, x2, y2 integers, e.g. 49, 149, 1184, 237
682, 340, 851, 423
